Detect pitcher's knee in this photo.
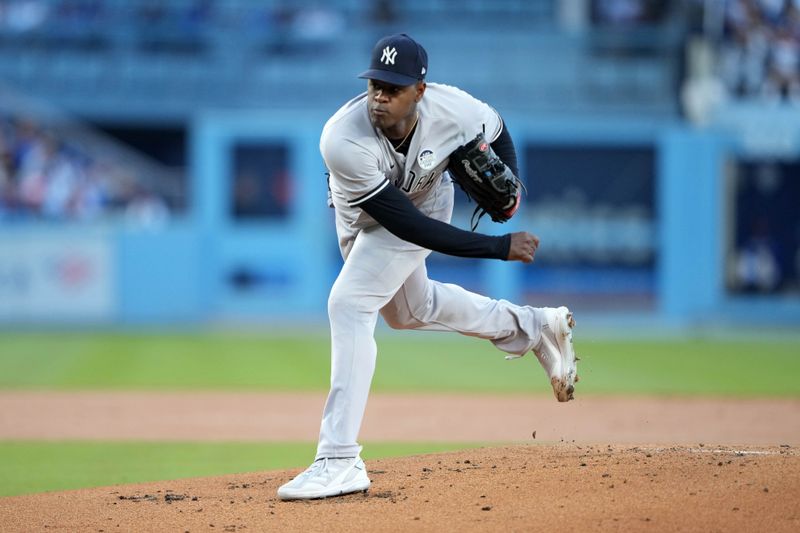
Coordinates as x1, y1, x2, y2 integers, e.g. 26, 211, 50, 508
328, 283, 379, 317
380, 307, 417, 330
381, 295, 435, 329
328, 288, 354, 318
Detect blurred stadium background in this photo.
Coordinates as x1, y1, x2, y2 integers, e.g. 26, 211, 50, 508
1, 0, 800, 499
1, 0, 799, 329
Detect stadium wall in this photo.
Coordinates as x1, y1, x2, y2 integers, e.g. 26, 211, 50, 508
1, 108, 798, 327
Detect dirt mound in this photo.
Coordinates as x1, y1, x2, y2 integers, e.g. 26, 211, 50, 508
1, 444, 798, 532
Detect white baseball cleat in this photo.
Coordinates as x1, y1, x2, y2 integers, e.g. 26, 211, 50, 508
507, 306, 578, 401
534, 306, 578, 402
277, 456, 371, 501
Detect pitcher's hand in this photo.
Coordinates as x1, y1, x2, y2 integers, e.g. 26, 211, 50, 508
507, 232, 540, 263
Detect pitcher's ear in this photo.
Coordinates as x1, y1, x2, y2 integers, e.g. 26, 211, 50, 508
415, 82, 426, 102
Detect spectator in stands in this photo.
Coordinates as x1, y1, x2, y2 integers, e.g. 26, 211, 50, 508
717, 0, 800, 102
719, 0, 769, 96
764, 7, 800, 99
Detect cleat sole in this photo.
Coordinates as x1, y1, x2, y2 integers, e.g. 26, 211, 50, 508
552, 307, 576, 402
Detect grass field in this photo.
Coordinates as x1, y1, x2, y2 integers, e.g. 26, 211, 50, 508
0, 441, 483, 497
1, 330, 798, 497
0, 330, 799, 396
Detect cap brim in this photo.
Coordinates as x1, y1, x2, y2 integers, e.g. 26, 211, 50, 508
358, 69, 420, 86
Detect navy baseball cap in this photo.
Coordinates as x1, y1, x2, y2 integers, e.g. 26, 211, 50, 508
358, 33, 428, 86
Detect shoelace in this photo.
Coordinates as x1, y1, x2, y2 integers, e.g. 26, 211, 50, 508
300, 458, 329, 480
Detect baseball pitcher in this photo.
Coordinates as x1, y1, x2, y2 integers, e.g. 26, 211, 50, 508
278, 33, 578, 501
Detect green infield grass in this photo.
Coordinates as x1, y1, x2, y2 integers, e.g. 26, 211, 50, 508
0, 331, 798, 396
0, 441, 484, 498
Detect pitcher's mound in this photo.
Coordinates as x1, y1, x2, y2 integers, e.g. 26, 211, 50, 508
1, 444, 798, 532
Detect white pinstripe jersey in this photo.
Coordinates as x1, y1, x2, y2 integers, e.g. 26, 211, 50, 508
321, 83, 502, 244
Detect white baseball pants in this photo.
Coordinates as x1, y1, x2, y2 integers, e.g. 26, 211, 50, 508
316, 182, 543, 459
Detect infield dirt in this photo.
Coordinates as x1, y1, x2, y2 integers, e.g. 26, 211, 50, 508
1, 392, 799, 532
2, 392, 799, 444
1, 444, 798, 532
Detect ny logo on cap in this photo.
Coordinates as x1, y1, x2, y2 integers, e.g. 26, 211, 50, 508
381, 46, 397, 65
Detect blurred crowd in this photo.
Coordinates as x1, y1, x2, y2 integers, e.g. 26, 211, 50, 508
719, 0, 800, 101
0, 114, 170, 224
0, 0, 346, 54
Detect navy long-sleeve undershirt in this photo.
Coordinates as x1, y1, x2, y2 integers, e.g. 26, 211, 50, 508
360, 184, 511, 259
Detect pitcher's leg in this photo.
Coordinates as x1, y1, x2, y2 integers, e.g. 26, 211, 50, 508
381, 262, 544, 356
316, 228, 430, 459
317, 272, 379, 459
